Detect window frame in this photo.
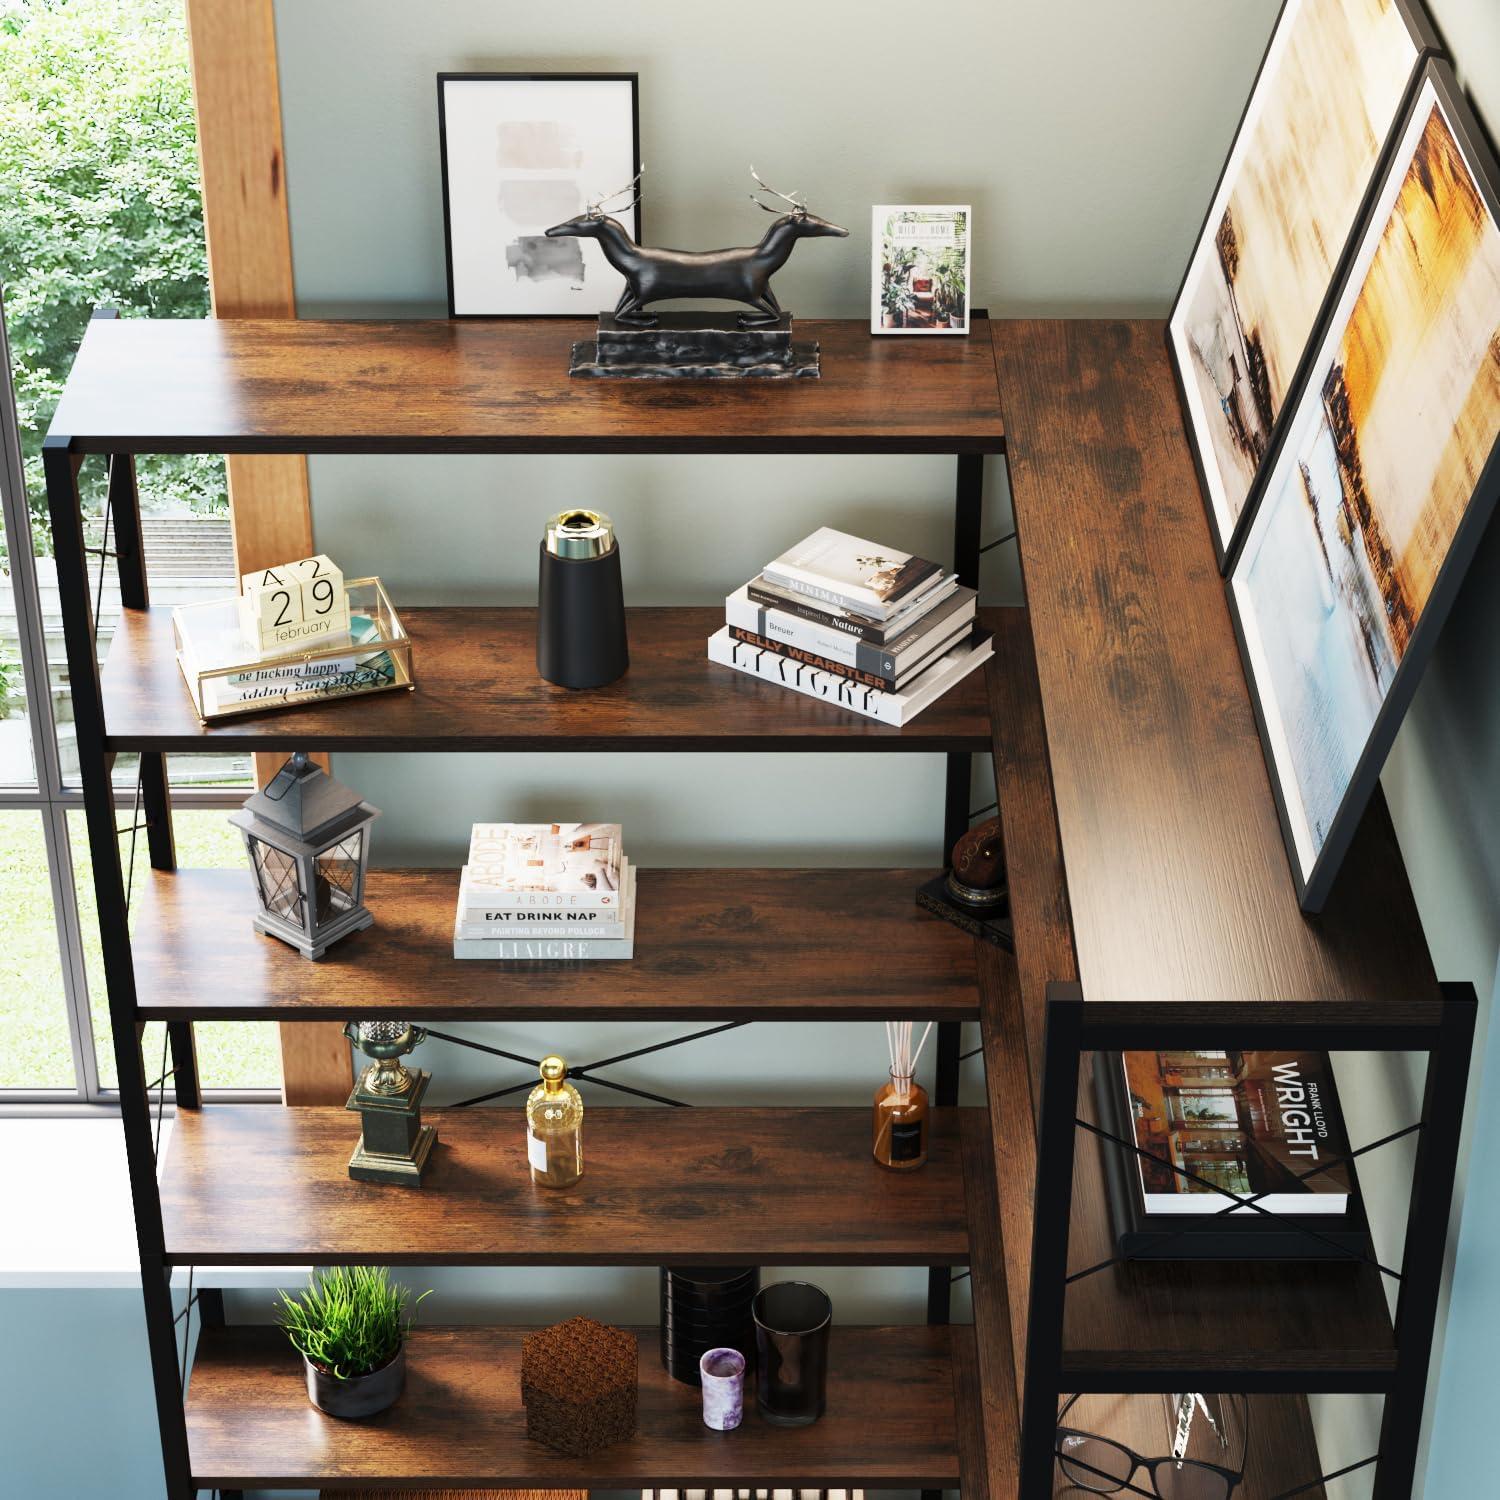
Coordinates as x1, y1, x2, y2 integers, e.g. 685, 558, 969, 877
1, 287, 272, 1110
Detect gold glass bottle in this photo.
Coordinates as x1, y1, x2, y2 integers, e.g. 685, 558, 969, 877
873, 1069, 929, 1170
526, 1055, 583, 1188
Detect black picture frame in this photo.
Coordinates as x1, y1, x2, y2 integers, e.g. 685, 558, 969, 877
1165, 0, 1442, 574
1227, 57, 1500, 914
436, 71, 642, 320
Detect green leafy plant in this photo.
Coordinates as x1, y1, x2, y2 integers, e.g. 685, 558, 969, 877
276, 1267, 431, 1380
0, 0, 226, 552
933, 244, 967, 323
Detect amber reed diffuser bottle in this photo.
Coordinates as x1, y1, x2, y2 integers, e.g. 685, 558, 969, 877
873, 1021, 931, 1170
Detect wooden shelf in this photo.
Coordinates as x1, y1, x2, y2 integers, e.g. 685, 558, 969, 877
185, 1324, 964, 1490
159, 1106, 973, 1267
100, 605, 996, 752
49, 316, 1006, 455
1062, 1054, 1396, 1388
130, 867, 979, 1021
990, 319, 1442, 1019
1053, 1393, 1329, 1498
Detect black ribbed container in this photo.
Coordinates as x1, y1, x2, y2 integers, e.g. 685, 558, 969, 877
659, 1265, 759, 1386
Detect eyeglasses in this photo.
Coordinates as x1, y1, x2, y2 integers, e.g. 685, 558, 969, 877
1055, 1394, 1249, 1500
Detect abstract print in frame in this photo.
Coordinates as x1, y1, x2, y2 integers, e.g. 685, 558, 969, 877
1231, 60, 1500, 912
1167, 0, 1438, 569
438, 73, 641, 317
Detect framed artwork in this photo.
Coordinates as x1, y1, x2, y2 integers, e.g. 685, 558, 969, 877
1229, 59, 1500, 913
437, 72, 641, 318
871, 206, 970, 335
1166, 0, 1439, 569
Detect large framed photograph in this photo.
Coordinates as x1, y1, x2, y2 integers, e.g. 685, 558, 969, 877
1166, 0, 1439, 569
437, 72, 640, 318
871, 206, 970, 334
1230, 59, 1500, 913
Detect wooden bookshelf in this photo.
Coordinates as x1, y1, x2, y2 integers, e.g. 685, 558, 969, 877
128, 867, 980, 1021
50, 315, 1005, 455
158, 1106, 974, 1267
185, 1324, 965, 1491
101, 605, 996, 753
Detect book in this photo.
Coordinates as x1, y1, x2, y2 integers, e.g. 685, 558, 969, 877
727, 622, 970, 692
871, 205, 970, 336
746, 573, 961, 643
456, 860, 629, 939
762, 527, 943, 621
707, 624, 992, 726
1094, 1048, 1368, 1261
454, 866, 637, 960
726, 583, 977, 678
465, 822, 624, 909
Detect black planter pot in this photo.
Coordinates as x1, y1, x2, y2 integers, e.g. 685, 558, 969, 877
303, 1345, 406, 1419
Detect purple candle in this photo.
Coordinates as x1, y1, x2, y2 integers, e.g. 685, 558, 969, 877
699, 1347, 745, 1431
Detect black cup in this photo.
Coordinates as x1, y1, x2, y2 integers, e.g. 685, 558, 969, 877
752, 1281, 832, 1427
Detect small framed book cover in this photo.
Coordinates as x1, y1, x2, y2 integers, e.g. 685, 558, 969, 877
1092, 1048, 1370, 1261
871, 206, 970, 334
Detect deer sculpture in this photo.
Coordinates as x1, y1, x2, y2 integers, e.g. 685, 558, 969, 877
545, 168, 847, 328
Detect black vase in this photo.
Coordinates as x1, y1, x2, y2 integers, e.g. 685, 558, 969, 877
302, 1345, 405, 1419
752, 1280, 832, 1426
536, 509, 629, 689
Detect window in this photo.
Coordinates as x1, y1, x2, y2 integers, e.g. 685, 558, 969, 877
0, 0, 276, 1101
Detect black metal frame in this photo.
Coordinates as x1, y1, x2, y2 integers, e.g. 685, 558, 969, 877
436, 71, 643, 320
1018, 979, 1476, 1499
1224, 57, 1500, 914
43, 331, 991, 1498
1162, 0, 1443, 573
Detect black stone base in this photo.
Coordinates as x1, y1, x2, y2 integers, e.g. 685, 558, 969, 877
915, 871, 1015, 952
569, 312, 820, 379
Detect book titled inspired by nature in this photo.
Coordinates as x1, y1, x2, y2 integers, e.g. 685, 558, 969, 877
762, 527, 944, 621
466, 822, 623, 908
871, 205, 970, 335
1118, 1050, 1352, 1216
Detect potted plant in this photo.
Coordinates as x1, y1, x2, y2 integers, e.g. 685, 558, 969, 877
881, 273, 914, 328
934, 246, 967, 328
276, 1265, 430, 1419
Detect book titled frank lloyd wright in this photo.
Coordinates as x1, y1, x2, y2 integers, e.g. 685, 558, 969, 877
1118, 1049, 1352, 1216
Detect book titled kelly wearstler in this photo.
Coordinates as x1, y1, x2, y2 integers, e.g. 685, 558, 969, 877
871, 205, 970, 335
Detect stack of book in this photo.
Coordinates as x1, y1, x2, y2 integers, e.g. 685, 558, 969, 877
453, 822, 637, 961
709, 526, 992, 724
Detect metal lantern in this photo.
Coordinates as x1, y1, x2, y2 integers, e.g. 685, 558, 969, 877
229, 751, 379, 960
344, 1019, 436, 1187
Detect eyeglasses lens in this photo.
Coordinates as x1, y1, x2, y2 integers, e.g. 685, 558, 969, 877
1153, 1458, 1233, 1500
1058, 1431, 1135, 1492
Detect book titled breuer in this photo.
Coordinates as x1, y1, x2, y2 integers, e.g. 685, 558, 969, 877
726, 583, 976, 681
454, 866, 637, 959
763, 527, 944, 621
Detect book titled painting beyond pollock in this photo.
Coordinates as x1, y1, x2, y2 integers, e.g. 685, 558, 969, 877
871, 205, 971, 335
1094, 1048, 1368, 1261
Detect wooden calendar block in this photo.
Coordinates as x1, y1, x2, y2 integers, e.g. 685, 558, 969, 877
239, 554, 350, 655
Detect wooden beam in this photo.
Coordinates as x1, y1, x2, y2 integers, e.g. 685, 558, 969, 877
185, 0, 348, 1105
